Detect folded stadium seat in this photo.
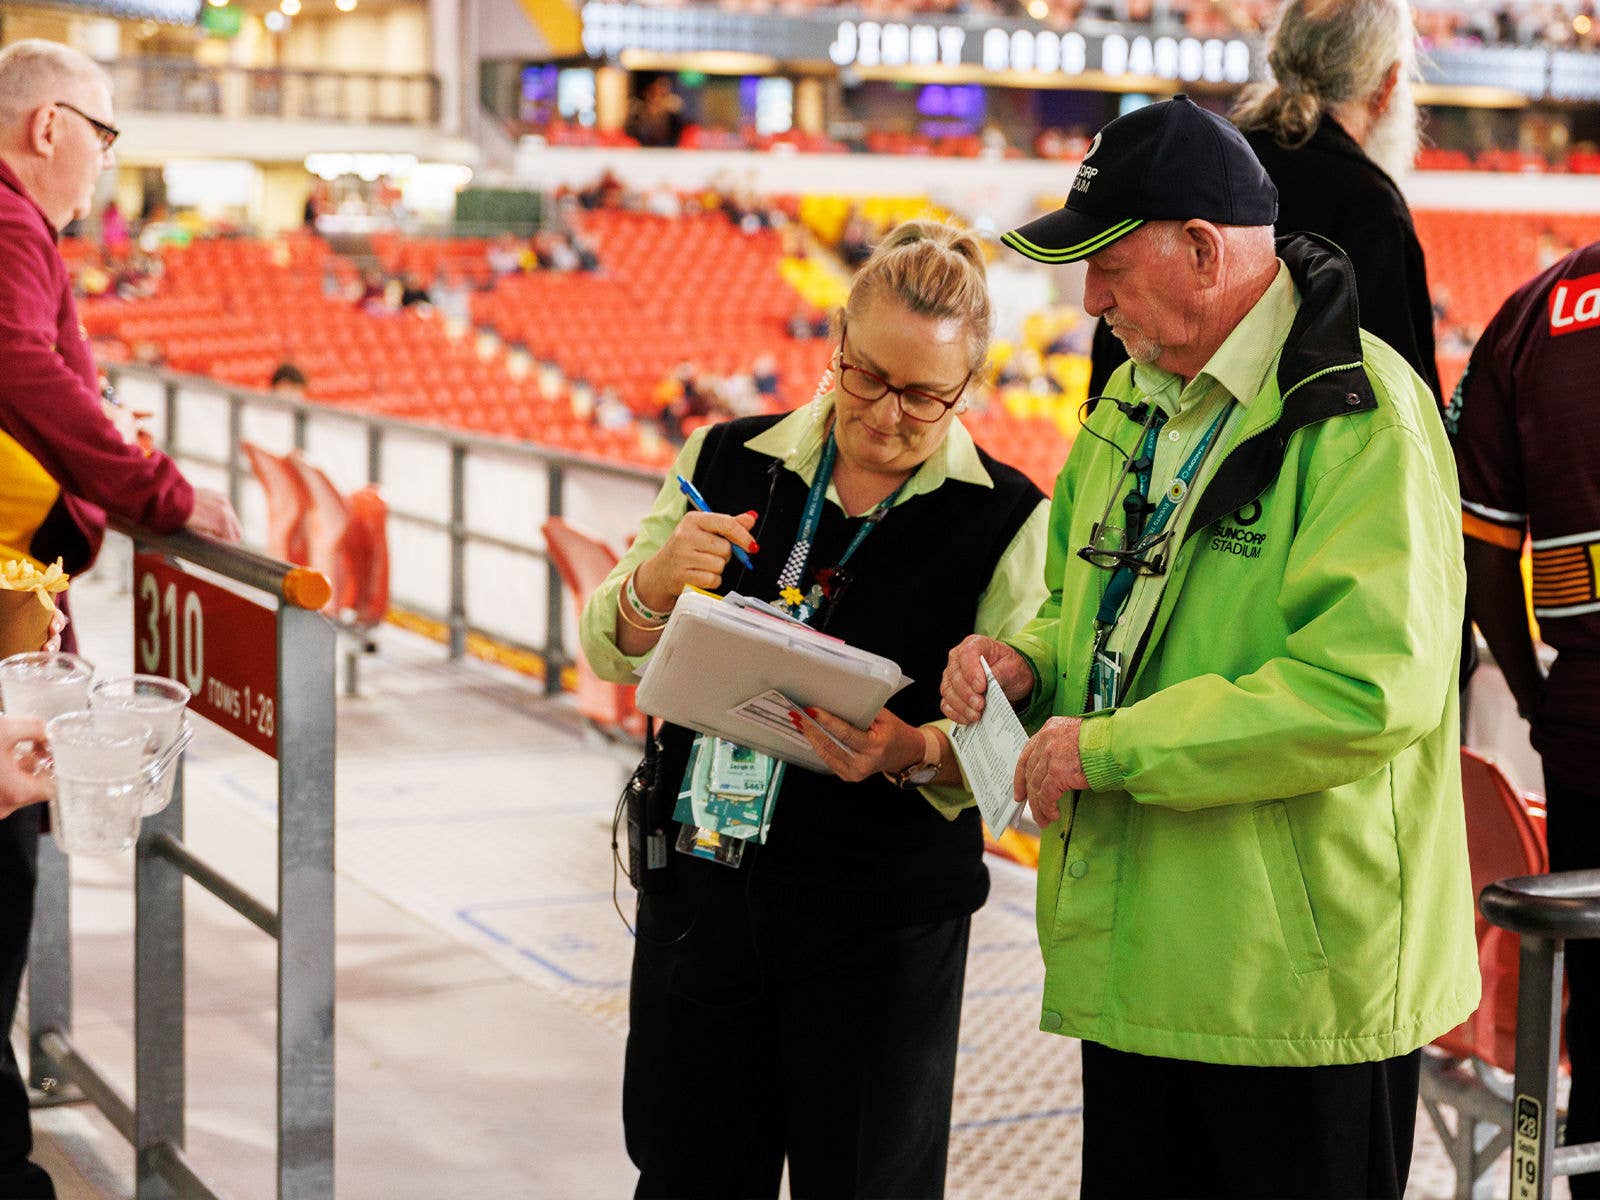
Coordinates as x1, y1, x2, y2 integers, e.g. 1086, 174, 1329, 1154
238, 441, 310, 565
540, 517, 645, 739
1421, 748, 1555, 1196
287, 454, 353, 618
343, 486, 391, 629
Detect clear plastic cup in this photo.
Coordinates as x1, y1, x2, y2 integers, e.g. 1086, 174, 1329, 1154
90, 676, 191, 815
44, 710, 154, 856
0, 652, 93, 720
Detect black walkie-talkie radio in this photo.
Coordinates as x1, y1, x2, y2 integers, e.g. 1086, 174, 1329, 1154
624, 718, 672, 893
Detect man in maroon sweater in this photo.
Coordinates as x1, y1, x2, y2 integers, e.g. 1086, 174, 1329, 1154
0, 39, 241, 1195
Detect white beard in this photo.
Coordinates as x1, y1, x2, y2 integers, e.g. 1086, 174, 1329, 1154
1364, 75, 1422, 181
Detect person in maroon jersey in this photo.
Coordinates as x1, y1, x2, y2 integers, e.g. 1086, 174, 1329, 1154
1449, 244, 1600, 1197
0, 39, 241, 1197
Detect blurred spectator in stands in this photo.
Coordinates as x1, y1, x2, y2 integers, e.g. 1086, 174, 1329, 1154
271, 363, 308, 397
645, 182, 681, 219
302, 181, 323, 231
487, 233, 523, 277
1449, 237, 1600, 1200
626, 76, 684, 148
356, 268, 387, 313
99, 198, 127, 257
1232, 0, 1440, 403
577, 168, 627, 211
0, 39, 243, 1200
1537, 227, 1575, 269
1092, 0, 1440, 404
979, 121, 1009, 159
397, 274, 432, 309
752, 354, 780, 398
571, 231, 601, 272
839, 207, 875, 268
787, 306, 832, 340
594, 387, 633, 431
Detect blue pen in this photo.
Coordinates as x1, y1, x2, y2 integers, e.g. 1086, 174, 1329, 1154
677, 475, 756, 572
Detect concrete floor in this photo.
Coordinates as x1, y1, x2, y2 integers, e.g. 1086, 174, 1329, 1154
18, 554, 1558, 1200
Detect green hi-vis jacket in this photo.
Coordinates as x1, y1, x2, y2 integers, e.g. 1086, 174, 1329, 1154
1007, 235, 1479, 1067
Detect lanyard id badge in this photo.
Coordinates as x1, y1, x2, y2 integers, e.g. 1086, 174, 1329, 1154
673, 733, 785, 866
1086, 402, 1232, 711
673, 428, 896, 867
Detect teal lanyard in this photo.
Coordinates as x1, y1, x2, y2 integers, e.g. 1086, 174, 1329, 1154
775, 431, 905, 622
1093, 401, 1233, 630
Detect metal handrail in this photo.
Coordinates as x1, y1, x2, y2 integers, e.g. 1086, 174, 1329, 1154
107, 362, 664, 484
104, 361, 668, 682
1480, 869, 1600, 941
108, 517, 332, 610
28, 523, 337, 1199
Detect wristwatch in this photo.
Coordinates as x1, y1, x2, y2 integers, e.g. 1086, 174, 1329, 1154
885, 725, 942, 789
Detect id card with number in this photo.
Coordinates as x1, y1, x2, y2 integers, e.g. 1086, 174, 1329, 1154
1090, 648, 1123, 712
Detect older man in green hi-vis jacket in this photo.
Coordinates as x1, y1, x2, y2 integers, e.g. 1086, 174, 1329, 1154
941, 96, 1478, 1200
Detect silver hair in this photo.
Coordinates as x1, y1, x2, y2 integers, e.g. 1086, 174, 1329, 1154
1232, 0, 1416, 150
0, 40, 109, 124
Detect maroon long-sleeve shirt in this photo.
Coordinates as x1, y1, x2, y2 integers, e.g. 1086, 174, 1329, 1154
0, 159, 192, 575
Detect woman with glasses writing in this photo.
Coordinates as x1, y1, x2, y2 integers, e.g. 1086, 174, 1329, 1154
580, 221, 1049, 1199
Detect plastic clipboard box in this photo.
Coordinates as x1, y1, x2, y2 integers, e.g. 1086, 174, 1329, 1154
634, 590, 910, 773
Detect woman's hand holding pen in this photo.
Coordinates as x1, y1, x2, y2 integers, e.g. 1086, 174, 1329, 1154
635, 510, 759, 610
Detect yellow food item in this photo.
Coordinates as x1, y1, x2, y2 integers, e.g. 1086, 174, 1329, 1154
0, 558, 69, 611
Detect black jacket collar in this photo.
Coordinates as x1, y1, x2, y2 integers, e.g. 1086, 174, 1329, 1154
1185, 232, 1376, 538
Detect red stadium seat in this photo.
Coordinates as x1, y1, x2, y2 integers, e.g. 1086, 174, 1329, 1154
241, 440, 309, 565
541, 518, 645, 740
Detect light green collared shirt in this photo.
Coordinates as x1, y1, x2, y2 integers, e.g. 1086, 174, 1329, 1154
579, 397, 1051, 818
1100, 262, 1299, 671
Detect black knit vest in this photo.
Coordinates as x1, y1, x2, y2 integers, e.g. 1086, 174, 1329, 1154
658, 414, 1043, 928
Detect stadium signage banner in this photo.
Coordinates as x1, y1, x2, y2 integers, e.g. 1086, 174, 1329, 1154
580, 4, 1255, 83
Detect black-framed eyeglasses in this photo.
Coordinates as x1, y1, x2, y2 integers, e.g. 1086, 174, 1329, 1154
1075, 394, 1172, 578
55, 101, 119, 152
837, 318, 971, 424
1078, 527, 1173, 577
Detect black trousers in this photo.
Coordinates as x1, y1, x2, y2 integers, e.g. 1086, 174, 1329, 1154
1546, 771, 1600, 1198
623, 859, 970, 1200
0, 804, 52, 1198
1079, 1041, 1421, 1200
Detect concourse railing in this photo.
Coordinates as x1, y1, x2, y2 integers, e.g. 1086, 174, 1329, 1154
102, 363, 666, 695
102, 58, 442, 127
28, 523, 337, 1200
1480, 869, 1600, 1200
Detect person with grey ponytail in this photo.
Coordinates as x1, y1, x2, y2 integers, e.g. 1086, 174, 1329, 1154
1087, 0, 1445, 414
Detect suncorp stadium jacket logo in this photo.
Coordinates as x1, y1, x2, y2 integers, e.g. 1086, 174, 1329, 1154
1208, 501, 1266, 558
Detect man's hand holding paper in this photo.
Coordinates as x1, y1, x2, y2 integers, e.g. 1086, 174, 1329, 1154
940, 634, 1034, 725
1014, 715, 1087, 827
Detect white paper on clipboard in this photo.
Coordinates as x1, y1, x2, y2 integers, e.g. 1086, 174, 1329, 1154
634, 591, 910, 773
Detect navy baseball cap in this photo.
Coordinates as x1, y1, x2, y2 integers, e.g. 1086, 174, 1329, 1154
1002, 94, 1278, 264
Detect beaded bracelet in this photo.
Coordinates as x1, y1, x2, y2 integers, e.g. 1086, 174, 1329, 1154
626, 570, 674, 623
617, 590, 667, 633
